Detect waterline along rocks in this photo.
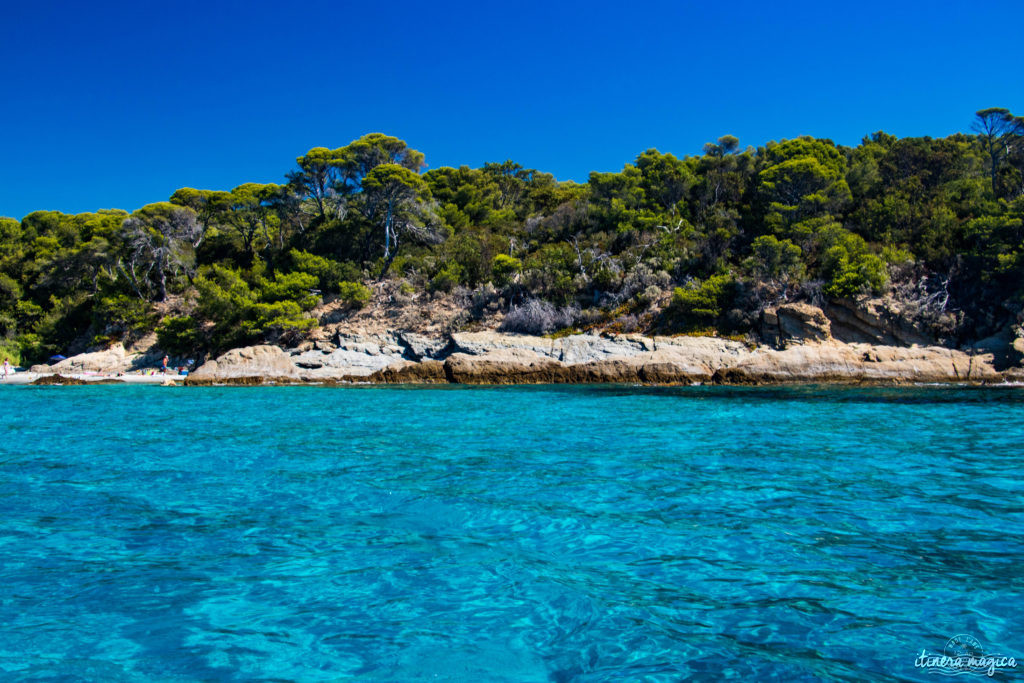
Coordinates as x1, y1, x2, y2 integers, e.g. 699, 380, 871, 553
180, 328, 1003, 386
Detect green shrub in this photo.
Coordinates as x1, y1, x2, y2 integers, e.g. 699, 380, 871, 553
821, 232, 887, 297
194, 264, 318, 353
289, 249, 360, 293
523, 243, 578, 304
338, 281, 372, 308
671, 274, 736, 327
491, 254, 523, 286
389, 253, 429, 278
13, 333, 46, 365
747, 235, 805, 282
823, 251, 887, 297
93, 294, 157, 342
429, 263, 464, 293
882, 245, 914, 265
29, 294, 91, 359
250, 300, 316, 338
260, 271, 320, 309
0, 338, 21, 367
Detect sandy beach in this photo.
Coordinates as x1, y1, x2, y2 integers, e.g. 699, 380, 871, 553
0, 371, 184, 386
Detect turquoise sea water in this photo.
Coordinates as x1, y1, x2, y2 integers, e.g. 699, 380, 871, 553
0, 384, 1022, 681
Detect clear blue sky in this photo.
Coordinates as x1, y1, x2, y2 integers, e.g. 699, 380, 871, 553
1, 0, 1020, 219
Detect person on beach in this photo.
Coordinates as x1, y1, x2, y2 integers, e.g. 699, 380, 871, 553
2, 358, 10, 379
161, 355, 169, 374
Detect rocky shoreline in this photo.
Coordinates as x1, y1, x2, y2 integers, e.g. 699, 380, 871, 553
178, 332, 1009, 387
7, 301, 1024, 388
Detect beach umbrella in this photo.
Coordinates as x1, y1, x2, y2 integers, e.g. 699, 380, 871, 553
49, 354, 67, 362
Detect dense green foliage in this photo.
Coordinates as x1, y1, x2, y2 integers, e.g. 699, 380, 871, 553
2, 112, 1023, 363
338, 281, 372, 308
671, 275, 737, 327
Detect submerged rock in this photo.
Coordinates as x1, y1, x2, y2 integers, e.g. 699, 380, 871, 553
31, 374, 89, 385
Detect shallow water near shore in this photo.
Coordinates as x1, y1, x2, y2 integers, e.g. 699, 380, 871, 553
1, 384, 1022, 680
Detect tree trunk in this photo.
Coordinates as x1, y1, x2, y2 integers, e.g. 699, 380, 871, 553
383, 198, 393, 260
379, 202, 399, 280
157, 253, 168, 302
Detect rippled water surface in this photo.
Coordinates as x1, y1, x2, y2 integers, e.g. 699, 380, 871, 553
1, 384, 1022, 681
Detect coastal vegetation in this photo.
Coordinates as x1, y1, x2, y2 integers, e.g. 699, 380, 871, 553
1, 109, 1023, 363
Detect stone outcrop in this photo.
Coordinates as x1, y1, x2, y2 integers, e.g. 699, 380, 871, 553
557, 334, 650, 363
289, 346, 404, 378
823, 298, 936, 346
396, 332, 452, 360
448, 330, 653, 363
449, 332, 561, 359
761, 303, 832, 347
443, 349, 566, 384
189, 345, 300, 381
48, 344, 131, 374
714, 342, 999, 385
182, 328, 1008, 387
370, 360, 448, 383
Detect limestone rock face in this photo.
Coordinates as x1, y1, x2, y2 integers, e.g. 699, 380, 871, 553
290, 347, 404, 377
779, 303, 832, 342
557, 334, 648, 364
450, 332, 557, 358
283, 331, 411, 378
563, 358, 644, 384
437, 340, 743, 385
191, 345, 300, 380
397, 332, 451, 360
761, 303, 832, 347
334, 331, 404, 356
824, 298, 936, 346
184, 331, 1004, 386
49, 344, 129, 374
565, 353, 712, 384
370, 360, 448, 383
39, 338, 174, 376
443, 349, 565, 384
1002, 367, 1024, 383
714, 342, 999, 384
652, 335, 752, 365
447, 330, 741, 367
